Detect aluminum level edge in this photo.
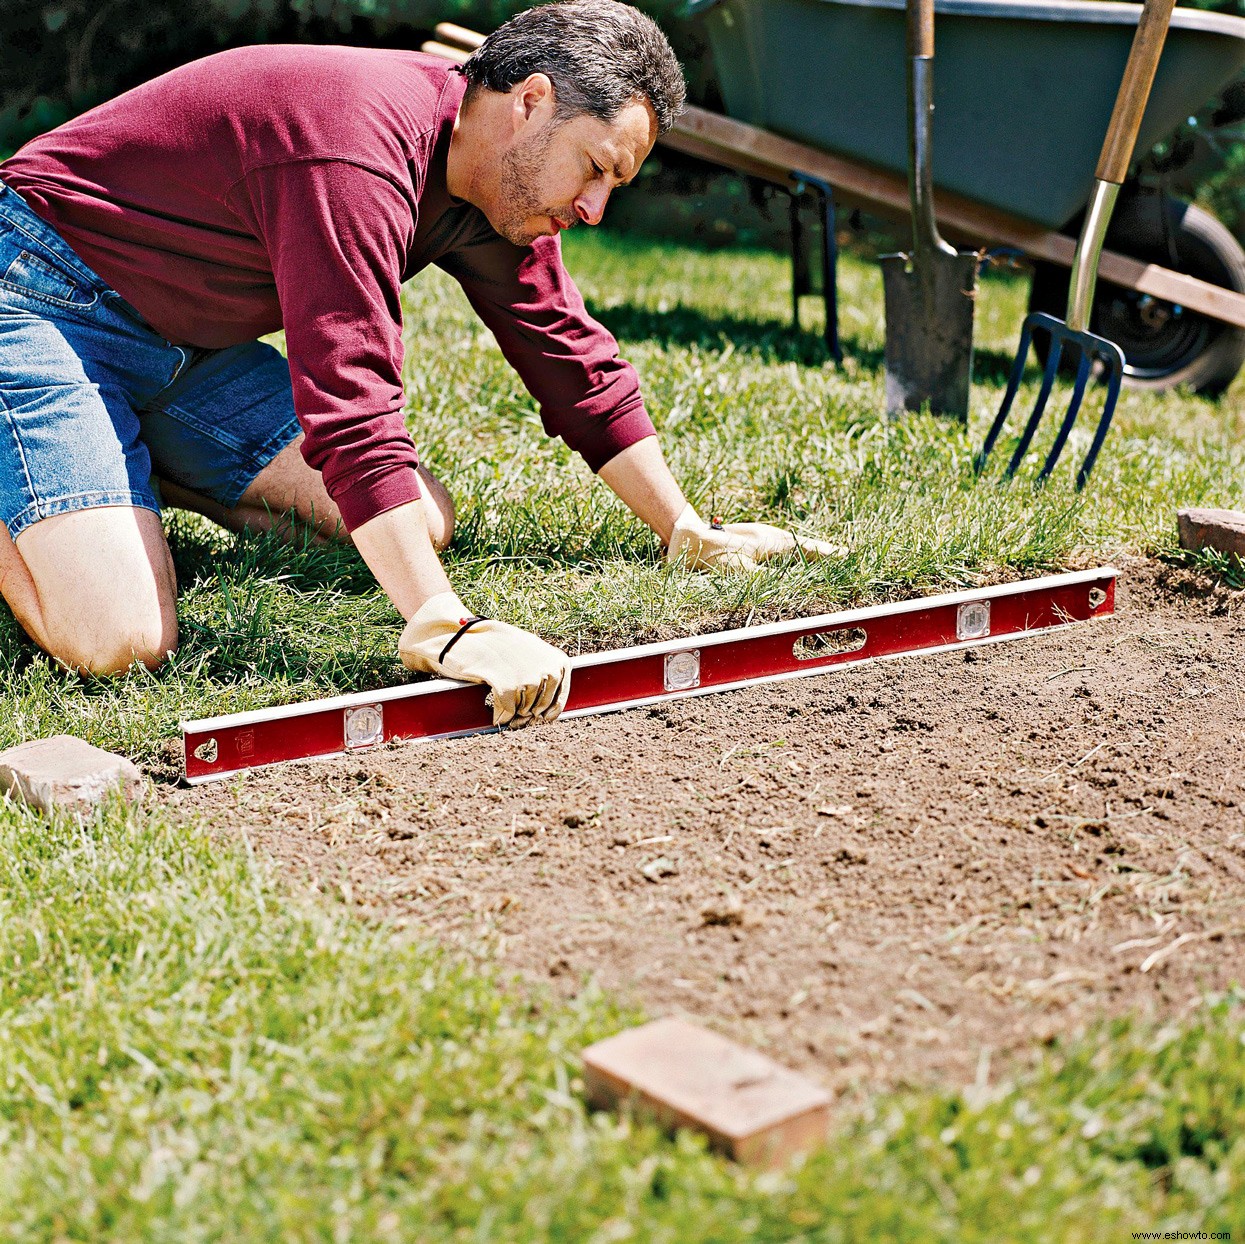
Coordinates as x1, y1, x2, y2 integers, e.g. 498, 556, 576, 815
181, 566, 1118, 735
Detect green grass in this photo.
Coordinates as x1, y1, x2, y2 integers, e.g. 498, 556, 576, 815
1, 229, 1243, 1238
3, 230, 1240, 758
1, 797, 1243, 1242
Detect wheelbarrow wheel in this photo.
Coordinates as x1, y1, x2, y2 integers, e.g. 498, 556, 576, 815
1028, 191, 1245, 398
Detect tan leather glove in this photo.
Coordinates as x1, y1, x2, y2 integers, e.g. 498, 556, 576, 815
399, 592, 571, 728
666, 504, 841, 572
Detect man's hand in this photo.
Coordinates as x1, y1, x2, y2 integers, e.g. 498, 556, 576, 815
596, 441, 840, 571
666, 504, 841, 572
399, 591, 571, 728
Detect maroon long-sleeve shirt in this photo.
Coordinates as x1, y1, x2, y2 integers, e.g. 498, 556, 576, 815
0, 47, 655, 530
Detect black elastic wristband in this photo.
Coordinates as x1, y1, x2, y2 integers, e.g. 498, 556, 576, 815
438, 615, 489, 665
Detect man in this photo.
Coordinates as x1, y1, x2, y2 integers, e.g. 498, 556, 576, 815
0, 0, 833, 729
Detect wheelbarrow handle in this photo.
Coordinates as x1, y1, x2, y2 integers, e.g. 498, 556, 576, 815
1096, 0, 1177, 185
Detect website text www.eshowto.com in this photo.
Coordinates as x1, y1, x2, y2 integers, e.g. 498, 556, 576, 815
1131, 1234, 1231, 1242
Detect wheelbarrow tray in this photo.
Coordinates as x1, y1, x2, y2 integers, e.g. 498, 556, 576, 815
421, 19, 1245, 332
687, 0, 1245, 230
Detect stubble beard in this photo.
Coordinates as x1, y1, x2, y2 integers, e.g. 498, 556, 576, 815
493, 124, 575, 246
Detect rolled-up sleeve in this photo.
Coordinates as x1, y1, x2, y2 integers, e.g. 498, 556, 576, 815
438, 232, 655, 472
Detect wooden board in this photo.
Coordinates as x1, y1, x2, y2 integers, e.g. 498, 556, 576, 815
672, 106, 1245, 331
582, 1018, 833, 1168
428, 27, 1245, 331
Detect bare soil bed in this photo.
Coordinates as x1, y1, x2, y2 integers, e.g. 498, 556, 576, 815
165, 560, 1245, 1097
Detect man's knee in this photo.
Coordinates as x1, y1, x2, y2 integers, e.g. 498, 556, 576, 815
9, 506, 179, 677
52, 615, 178, 676
418, 467, 455, 552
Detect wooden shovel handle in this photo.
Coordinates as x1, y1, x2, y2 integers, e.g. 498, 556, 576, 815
907, 0, 934, 59
1096, 0, 1177, 185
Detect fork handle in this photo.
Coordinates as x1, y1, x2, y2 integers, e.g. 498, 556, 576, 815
1095, 0, 1177, 185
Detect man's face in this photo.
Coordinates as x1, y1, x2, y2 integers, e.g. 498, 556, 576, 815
487, 93, 658, 247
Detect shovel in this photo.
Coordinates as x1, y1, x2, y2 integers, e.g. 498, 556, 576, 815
976, 0, 1177, 489
881, 0, 977, 421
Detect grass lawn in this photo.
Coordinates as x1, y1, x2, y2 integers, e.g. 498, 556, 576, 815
1, 228, 1243, 1239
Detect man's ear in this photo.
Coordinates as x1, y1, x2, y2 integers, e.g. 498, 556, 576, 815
511, 73, 556, 133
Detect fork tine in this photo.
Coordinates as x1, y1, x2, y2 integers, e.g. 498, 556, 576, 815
1075, 340, 1126, 489
1004, 331, 1063, 479
975, 316, 1036, 473
978, 312, 1125, 488
1037, 344, 1092, 482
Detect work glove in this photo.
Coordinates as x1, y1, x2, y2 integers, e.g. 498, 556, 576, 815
666, 503, 841, 572
399, 592, 571, 729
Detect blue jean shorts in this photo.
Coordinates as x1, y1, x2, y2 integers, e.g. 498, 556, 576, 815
0, 181, 300, 540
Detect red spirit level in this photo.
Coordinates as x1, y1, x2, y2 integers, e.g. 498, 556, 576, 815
182, 567, 1117, 783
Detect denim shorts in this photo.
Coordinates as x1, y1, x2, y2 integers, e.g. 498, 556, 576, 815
0, 181, 300, 540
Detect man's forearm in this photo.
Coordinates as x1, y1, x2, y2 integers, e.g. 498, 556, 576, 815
597, 435, 688, 546
351, 500, 454, 620
354, 438, 688, 619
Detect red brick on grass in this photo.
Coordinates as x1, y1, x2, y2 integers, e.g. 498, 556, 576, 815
0, 735, 143, 814
582, 1017, 832, 1167
1178, 507, 1245, 561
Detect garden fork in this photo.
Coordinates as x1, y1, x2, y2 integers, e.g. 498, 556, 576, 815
976, 0, 1177, 490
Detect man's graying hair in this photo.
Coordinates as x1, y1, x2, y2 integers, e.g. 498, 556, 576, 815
462, 0, 686, 134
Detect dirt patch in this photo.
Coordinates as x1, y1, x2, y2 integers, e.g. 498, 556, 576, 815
164, 559, 1245, 1097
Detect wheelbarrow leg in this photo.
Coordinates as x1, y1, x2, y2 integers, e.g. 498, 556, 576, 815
790, 189, 804, 336
788, 173, 842, 364
816, 179, 842, 365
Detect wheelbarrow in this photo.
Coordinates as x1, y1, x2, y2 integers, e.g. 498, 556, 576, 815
685, 0, 1245, 395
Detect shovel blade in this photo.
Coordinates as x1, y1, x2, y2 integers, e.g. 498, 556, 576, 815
881, 251, 977, 422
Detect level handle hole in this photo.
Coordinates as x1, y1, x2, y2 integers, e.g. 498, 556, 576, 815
793, 627, 867, 660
